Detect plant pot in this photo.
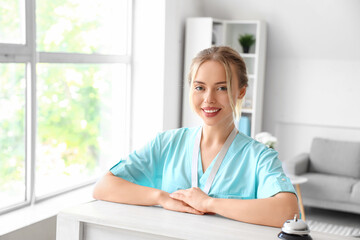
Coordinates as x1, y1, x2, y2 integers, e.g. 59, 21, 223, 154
241, 46, 250, 54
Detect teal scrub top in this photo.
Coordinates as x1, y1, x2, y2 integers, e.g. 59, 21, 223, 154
110, 127, 296, 199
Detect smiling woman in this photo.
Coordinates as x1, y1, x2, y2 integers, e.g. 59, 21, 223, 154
93, 46, 299, 228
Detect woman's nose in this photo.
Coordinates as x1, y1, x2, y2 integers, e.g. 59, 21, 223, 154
204, 89, 215, 103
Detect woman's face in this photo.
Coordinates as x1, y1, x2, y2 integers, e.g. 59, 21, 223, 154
190, 60, 245, 128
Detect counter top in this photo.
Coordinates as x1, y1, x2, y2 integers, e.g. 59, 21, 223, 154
57, 200, 354, 240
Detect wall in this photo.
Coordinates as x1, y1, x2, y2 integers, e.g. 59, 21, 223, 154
131, 0, 203, 150
163, 0, 204, 131
200, 0, 360, 160
131, 0, 165, 151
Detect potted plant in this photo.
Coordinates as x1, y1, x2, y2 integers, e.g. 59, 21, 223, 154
238, 34, 255, 53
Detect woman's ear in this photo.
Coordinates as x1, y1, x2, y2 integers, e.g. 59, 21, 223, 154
238, 86, 246, 99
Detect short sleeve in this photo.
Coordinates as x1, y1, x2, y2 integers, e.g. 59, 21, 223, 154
256, 148, 296, 199
110, 134, 163, 189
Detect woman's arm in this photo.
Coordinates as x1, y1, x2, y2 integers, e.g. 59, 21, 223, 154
170, 188, 299, 227
93, 171, 203, 215
207, 192, 299, 227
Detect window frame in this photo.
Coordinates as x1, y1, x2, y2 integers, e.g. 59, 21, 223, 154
0, 0, 132, 214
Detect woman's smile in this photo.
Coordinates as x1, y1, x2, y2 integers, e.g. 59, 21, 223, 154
201, 107, 221, 117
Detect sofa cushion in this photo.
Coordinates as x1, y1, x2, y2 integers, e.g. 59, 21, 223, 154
309, 138, 360, 178
350, 181, 360, 204
301, 173, 358, 203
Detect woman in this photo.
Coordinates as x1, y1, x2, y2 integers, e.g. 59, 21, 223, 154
93, 46, 299, 227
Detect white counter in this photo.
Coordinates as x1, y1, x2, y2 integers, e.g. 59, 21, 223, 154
56, 200, 352, 240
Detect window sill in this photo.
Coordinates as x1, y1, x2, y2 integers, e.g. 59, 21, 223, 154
0, 184, 95, 236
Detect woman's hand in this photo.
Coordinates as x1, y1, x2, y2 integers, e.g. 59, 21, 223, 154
157, 191, 204, 215
169, 187, 213, 213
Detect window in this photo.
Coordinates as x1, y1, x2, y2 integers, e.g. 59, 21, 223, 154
0, 0, 131, 212
0, 63, 26, 210
0, 0, 25, 44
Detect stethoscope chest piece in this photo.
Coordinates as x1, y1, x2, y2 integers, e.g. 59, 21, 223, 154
278, 215, 312, 240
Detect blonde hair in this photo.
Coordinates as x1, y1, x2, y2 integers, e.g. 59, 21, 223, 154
188, 46, 248, 120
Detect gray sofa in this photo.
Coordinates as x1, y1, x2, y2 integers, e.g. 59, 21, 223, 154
285, 137, 360, 214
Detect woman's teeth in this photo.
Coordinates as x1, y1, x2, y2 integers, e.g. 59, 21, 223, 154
203, 109, 219, 113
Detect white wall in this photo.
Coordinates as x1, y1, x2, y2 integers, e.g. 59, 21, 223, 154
131, 0, 203, 150
200, 0, 360, 160
163, 0, 204, 131
131, 0, 165, 150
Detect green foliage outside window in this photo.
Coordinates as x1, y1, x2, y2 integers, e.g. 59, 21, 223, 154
37, 0, 106, 195
37, 64, 101, 180
0, 64, 26, 202
37, 0, 112, 54
0, 0, 24, 44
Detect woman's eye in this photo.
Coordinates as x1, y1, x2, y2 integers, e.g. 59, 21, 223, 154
218, 86, 227, 91
195, 86, 204, 91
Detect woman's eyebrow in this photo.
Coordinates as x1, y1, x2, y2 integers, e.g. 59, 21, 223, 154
193, 81, 205, 84
193, 81, 227, 85
215, 81, 227, 85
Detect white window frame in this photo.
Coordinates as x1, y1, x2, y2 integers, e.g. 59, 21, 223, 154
0, 0, 132, 214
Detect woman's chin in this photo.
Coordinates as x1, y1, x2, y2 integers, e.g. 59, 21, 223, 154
200, 116, 235, 128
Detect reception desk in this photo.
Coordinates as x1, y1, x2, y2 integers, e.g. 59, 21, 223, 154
56, 200, 350, 240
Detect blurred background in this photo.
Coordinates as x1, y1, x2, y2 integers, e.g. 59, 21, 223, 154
0, 0, 359, 239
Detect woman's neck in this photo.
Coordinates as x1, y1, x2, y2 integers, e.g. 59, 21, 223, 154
201, 123, 235, 146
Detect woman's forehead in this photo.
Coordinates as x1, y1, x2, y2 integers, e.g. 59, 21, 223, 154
195, 60, 237, 82
195, 61, 226, 80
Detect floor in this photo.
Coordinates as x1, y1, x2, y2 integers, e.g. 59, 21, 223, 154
305, 206, 360, 229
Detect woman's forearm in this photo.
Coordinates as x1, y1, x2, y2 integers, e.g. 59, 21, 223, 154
206, 192, 299, 227
93, 172, 203, 215
93, 171, 165, 206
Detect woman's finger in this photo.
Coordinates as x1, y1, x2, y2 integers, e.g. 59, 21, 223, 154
169, 192, 184, 200
183, 205, 204, 215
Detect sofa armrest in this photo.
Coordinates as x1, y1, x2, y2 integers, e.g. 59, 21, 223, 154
283, 153, 310, 175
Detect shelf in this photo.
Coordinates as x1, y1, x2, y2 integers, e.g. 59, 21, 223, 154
242, 108, 253, 114
212, 22, 224, 46
225, 23, 258, 55
240, 53, 256, 58
243, 57, 255, 75
182, 18, 266, 138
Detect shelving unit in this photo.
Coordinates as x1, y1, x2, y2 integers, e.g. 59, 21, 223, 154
181, 17, 266, 137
